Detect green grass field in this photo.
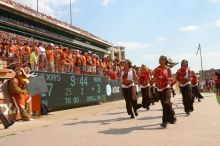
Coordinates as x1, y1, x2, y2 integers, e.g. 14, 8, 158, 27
217, 95, 220, 105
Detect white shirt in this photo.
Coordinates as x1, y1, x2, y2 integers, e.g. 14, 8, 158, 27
39, 46, 46, 55
179, 69, 191, 87
121, 69, 135, 88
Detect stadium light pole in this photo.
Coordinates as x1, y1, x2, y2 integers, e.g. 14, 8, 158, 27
37, 0, 39, 12
70, 0, 73, 26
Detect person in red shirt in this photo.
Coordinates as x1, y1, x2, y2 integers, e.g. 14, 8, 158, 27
138, 64, 151, 110
176, 60, 193, 115
149, 71, 158, 104
121, 59, 141, 118
191, 71, 204, 102
108, 67, 117, 80
215, 72, 220, 96
153, 55, 176, 128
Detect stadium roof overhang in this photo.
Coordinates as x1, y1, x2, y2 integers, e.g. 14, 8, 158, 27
0, 19, 110, 54
0, 1, 114, 51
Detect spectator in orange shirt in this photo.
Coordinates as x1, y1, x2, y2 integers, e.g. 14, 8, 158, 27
8, 42, 16, 58
60, 48, 68, 73
81, 51, 87, 74
86, 51, 93, 74
108, 68, 118, 80
45, 43, 55, 72
96, 57, 102, 75
67, 49, 74, 73
7, 42, 17, 70
92, 54, 97, 74
23, 42, 31, 55
15, 42, 23, 68
101, 56, 108, 76
54, 46, 62, 72
74, 50, 82, 74
22, 42, 31, 67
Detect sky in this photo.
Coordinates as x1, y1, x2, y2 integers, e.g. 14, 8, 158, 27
15, 0, 220, 73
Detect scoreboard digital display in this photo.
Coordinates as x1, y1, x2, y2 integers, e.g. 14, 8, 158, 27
35, 72, 123, 110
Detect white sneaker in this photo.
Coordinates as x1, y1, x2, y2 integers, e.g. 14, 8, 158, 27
29, 118, 34, 121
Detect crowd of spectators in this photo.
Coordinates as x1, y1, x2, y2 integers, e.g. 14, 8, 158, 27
0, 30, 125, 80
0, 0, 110, 44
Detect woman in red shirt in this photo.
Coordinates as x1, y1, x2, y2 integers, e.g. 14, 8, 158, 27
153, 56, 176, 128
138, 64, 151, 110
191, 71, 204, 102
176, 60, 194, 115
215, 72, 220, 96
121, 59, 141, 118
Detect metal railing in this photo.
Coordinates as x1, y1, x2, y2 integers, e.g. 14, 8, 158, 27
0, 56, 113, 77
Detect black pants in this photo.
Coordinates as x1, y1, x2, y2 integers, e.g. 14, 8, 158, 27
151, 86, 159, 102
141, 87, 151, 108
157, 88, 175, 123
180, 84, 194, 113
192, 86, 204, 101
122, 87, 137, 116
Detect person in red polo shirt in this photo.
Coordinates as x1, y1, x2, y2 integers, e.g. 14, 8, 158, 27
153, 56, 176, 128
